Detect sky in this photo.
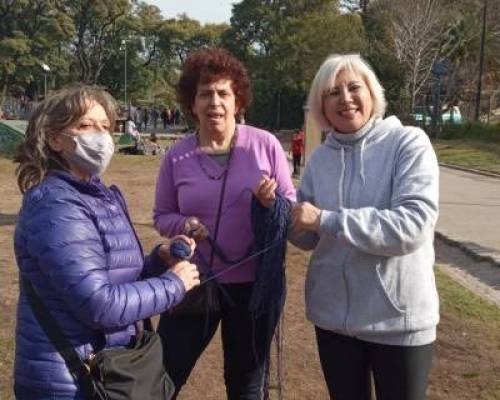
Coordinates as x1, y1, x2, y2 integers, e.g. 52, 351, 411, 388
146, 0, 236, 24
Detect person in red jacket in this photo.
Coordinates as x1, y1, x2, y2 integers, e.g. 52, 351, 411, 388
290, 128, 305, 176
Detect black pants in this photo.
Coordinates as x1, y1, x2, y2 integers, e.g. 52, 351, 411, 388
315, 327, 435, 400
292, 154, 301, 175
158, 283, 279, 400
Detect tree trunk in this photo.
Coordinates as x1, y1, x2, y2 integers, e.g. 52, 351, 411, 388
0, 83, 7, 107
275, 90, 281, 131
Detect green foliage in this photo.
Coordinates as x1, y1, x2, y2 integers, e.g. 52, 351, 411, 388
440, 122, 500, 141
159, 16, 229, 64
0, 0, 74, 104
0, 0, 230, 108
1, 0, 499, 127
362, 3, 406, 115
433, 139, 500, 173
223, 0, 366, 129
436, 268, 500, 328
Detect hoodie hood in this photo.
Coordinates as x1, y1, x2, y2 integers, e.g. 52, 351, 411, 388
324, 116, 403, 149
322, 116, 403, 204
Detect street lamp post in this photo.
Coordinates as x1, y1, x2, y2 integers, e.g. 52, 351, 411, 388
41, 63, 50, 98
122, 40, 128, 106
430, 60, 448, 138
474, 0, 488, 122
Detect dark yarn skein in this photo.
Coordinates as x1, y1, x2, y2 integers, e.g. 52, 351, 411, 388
249, 192, 291, 400
249, 192, 292, 316
169, 240, 192, 260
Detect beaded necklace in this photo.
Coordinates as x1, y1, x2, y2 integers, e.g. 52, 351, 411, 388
196, 128, 237, 180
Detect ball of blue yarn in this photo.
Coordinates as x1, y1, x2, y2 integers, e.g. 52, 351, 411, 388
169, 239, 192, 260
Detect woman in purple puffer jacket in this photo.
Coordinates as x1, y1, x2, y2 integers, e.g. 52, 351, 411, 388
12, 85, 200, 399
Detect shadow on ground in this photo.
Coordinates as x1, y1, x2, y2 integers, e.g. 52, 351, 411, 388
435, 238, 500, 291
0, 213, 17, 227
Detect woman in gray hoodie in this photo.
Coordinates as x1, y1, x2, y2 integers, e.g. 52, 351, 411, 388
290, 54, 439, 400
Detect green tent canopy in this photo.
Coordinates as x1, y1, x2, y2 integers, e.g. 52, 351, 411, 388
117, 133, 136, 146
0, 120, 27, 157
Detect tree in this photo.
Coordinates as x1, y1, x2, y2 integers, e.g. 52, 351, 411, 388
159, 15, 228, 65
223, 0, 366, 129
390, 0, 448, 113
0, 0, 74, 104
64, 0, 130, 84
371, 0, 478, 116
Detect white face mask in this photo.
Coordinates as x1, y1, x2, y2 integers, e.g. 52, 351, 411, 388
62, 131, 115, 176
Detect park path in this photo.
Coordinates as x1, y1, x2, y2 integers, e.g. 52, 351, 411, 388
438, 166, 500, 265
435, 166, 500, 306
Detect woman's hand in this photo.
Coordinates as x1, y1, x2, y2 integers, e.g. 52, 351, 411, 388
184, 217, 209, 242
158, 235, 196, 266
291, 202, 322, 232
169, 261, 200, 292
254, 176, 277, 208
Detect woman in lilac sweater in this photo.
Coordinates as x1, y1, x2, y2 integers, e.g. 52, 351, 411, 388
153, 47, 295, 398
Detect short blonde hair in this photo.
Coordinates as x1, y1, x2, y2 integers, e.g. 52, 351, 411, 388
15, 85, 117, 193
307, 54, 387, 131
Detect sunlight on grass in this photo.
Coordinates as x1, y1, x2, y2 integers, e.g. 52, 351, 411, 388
433, 139, 500, 173
436, 268, 500, 329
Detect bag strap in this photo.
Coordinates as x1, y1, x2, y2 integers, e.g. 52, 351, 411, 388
22, 277, 90, 379
22, 277, 102, 399
208, 165, 230, 269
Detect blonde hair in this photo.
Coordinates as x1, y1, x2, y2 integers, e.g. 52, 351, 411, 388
307, 54, 387, 131
15, 85, 117, 193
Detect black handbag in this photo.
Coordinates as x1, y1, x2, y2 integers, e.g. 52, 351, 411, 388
22, 277, 175, 400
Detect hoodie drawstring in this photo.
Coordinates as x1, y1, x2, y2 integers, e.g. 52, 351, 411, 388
358, 138, 366, 185
338, 146, 345, 208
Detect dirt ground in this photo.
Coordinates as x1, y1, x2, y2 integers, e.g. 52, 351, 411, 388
1, 152, 499, 399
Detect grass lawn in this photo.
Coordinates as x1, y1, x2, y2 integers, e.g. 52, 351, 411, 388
433, 139, 500, 174
431, 268, 500, 400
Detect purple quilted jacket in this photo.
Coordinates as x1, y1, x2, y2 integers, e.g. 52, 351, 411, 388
13, 170, 185, 398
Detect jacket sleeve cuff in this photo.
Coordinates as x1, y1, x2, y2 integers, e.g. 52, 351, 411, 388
142, 244, 167, 279
319, 210, 342, 236
159, 270, 186, 307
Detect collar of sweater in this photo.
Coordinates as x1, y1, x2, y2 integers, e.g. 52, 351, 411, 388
329, 117, 378, 144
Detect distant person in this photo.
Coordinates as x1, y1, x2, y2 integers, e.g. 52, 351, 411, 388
125, 115, 140, 145
174, 108, 181, 125
13, 85, 200, 399
143, 107, 150, 129
134, 107, 144, 131
149, 132, 163, 155
152, 107, 159, 129
290, 53, 439, 400
161, 108, 169, 129
290, 128, 305, 176
128, 103, 137, 124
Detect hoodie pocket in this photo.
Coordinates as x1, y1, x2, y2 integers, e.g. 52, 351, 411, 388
375, 264, 405, 314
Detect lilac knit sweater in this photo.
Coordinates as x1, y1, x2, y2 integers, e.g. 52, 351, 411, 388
154, 124, 296, 283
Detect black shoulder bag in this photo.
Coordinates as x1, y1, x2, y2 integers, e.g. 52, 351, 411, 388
22, 277, 175, 400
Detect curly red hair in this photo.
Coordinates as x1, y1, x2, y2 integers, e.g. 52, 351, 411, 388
177, 47, 252, 120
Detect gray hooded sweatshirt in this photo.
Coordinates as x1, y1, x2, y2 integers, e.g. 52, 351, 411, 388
290, 116, 439, 346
